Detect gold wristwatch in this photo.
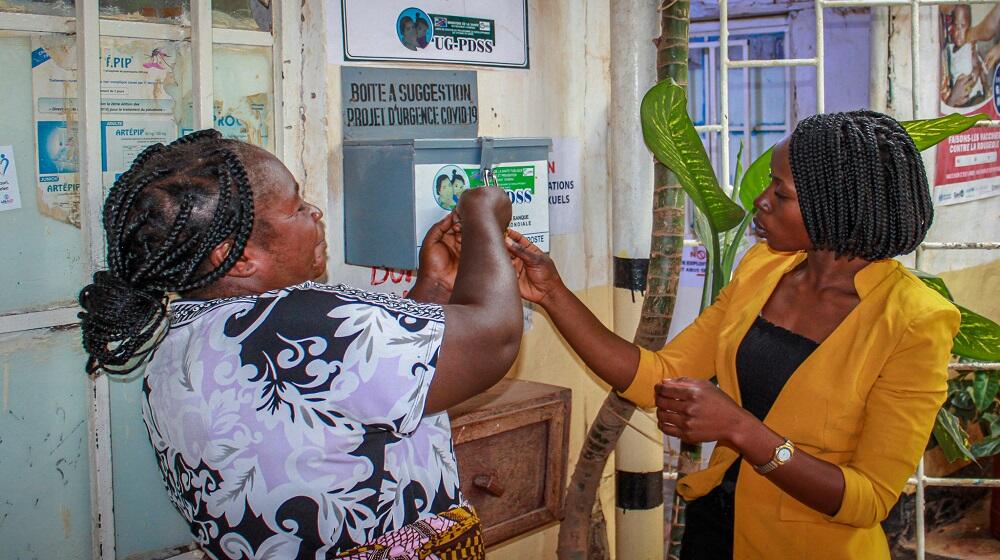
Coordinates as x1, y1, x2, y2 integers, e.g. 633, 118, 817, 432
753, 439, 795, 475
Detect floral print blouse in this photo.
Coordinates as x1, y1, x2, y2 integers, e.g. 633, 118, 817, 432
142, 282, 462, 559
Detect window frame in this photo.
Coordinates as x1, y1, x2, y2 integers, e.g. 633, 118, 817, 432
690, 17, 792, 184
0, 2, 302, 558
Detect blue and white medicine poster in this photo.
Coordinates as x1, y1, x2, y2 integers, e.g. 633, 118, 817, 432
31, 35, 185, 227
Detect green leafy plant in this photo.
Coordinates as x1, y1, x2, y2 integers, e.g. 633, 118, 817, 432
640, 77, 1000, 463
639, 78, 746, 305
916, 269, 1000, 462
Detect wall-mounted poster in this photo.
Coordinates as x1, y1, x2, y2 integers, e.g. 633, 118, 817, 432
30, 35, 190, 227
334, 0, 529, 68
935, 4, 1000, 206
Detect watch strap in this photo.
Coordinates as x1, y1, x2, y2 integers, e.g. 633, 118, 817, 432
752, 439, 794, 475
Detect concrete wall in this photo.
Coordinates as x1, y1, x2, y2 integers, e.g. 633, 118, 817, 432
304, 1, 620, 557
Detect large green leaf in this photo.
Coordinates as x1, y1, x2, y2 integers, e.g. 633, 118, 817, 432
981, 412, 1000, 438
721, 213, 753, 282
933, 408, 975, 462
971, 434, 1000, 458
913, 270, 954, 301
973, 370, 1000, 414
641, 79, 746, 232
953, 303, 1000, 362
901, 113, 989, 151
912, 271, 999, 360
738, 147, 772, 211
733, 141, 746, 200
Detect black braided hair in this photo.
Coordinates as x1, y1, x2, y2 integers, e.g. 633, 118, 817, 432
788, 110, 932, 261
79, 129, 255, 375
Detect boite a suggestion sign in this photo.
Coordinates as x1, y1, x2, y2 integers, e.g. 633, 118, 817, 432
342, 67, 478, 141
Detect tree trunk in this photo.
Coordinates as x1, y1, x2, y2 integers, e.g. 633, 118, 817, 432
654, 3, 694, 558
557, 392, 635, 560
556, 2, 691, 559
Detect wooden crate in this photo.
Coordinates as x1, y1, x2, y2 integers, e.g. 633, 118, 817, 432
449, 379, 572, 547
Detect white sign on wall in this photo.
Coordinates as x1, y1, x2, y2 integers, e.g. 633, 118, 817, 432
547, 137, 582, 235
334, 0, 529, 68
678, 244, 708, 288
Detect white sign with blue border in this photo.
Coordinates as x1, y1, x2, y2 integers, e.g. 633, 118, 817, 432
333, 0, 528, 68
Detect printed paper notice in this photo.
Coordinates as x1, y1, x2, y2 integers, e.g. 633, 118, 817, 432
934, 5, 1000, 205
678, 244, 708, 288
547, 137, 582, 235
101, 121, 175, 187
31, 35, 189, 227
0, 146, 23, 212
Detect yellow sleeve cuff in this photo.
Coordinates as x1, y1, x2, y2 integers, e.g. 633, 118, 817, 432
827, 465, 880, 529
617, 347, 662, 409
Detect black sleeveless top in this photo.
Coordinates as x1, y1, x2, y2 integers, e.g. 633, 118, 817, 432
723, 315, 820, 484
680, 315, 819, 560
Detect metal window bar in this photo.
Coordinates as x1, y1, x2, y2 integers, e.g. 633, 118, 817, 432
696, 3, 1000, 560
911, 242, 999, 559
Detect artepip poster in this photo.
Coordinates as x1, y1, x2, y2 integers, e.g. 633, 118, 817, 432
31, 36, 188, 227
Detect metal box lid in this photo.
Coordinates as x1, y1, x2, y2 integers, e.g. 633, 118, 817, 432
343, 137, 552, 150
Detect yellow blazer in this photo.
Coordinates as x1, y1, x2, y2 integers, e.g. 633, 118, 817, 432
621, 242, 960, 559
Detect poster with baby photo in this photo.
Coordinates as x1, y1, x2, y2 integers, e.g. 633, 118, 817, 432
935, 4, 1000, 206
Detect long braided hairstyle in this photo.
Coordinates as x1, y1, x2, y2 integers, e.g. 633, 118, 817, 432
79, 129, 255, 375
789, 110, 932, 260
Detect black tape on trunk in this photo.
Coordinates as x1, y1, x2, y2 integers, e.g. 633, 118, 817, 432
615, 470, 664, 510
612, 256, 648, 293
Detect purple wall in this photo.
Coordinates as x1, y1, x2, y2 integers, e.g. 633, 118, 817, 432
692, 1, 873, 124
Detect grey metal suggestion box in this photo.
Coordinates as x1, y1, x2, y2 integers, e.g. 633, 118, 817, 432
343, 136, 551, 270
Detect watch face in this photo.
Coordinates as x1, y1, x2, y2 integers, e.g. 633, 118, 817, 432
777, 448, 792, 462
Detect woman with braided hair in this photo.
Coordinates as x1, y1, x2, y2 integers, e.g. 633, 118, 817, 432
505, 110, 959, 558
79, 129, 522, 559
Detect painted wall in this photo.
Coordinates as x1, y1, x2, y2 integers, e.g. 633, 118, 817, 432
304, 1, 619, 557
692, 1, 874, 123
788, 8, 872, 119
0, 34, 94, 560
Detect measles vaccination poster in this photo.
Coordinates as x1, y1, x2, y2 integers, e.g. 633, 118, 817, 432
31, 36, 189, 227
413, 161, 549, 253
935, 4, 1000, 206
332, 0, 529, 68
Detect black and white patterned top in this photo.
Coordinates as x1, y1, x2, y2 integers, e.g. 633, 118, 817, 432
142, 282, 461, 559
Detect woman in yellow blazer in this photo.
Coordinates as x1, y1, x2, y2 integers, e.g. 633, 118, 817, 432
506, 110, 960, 559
